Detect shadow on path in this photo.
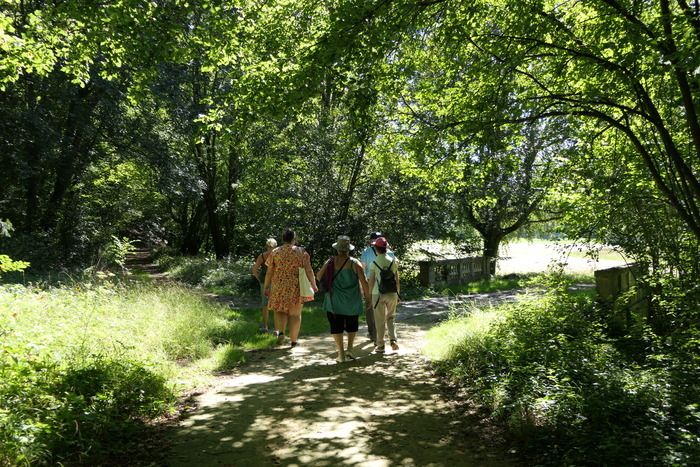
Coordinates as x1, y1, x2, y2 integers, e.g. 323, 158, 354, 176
166, 291, 521, 466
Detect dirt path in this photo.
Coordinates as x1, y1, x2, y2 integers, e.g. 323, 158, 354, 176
133, 242, 618, 466
166, 293, 519, 467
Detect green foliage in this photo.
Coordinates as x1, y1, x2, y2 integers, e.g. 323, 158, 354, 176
298, 303, 332, 336
0, 254, 30, 279
0, 282, 271, 463
101, 235, 137, 271
160, 254, 258, 297
427, 283, 700, 465
0, 351, 172, 465
0, 220, 30, 280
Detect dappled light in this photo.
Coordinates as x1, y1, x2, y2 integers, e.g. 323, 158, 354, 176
169, 308, 514, 466
3, 0, 700, 464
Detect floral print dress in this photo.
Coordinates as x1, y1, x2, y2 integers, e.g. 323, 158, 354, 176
267, 244, 314, 315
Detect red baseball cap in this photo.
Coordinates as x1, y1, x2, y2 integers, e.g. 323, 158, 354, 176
372, 236, 388, 248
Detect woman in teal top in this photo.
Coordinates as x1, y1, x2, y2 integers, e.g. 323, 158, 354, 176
316, 235, 370, 363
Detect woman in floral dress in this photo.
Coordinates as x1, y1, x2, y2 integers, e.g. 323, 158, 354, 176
263, 229, 317, 347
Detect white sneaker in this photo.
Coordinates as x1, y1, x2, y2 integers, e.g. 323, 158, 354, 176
345, 350, 358, 360
336, 353, 346, 363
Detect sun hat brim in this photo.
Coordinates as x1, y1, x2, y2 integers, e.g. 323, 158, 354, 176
332, 242, 355, 251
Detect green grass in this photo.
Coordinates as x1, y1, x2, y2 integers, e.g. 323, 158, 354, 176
157, 254, 259, 298
564, 246, 627, 262
0, 281, 276, 465
298, 302, 329, 335
424, 284, 700, 466
1, 283, 272, 376
423, 307, 502, 361
157, 252, 334, 339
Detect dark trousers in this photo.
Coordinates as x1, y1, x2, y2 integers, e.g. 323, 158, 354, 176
366, 293, 378, 342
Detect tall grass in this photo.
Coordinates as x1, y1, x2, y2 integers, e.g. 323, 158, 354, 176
425, 285, 700, 466
423, 307, 503, 362
156, 253, 259, 297
156, 252, 335, 337
0, 282, 273, 465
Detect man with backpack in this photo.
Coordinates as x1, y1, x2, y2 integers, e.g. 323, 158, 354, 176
360, 231, 394, 345
367, 236, 400, 353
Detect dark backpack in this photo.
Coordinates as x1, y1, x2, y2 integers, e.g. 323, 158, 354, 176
319, 256, 349, 294
373, 259, 397, 294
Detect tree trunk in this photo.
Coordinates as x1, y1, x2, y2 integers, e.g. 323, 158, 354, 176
23, 140, 41, 231
337, 141, 366, 230
202, 179, 228, 259
482, 228, 505, 279
42, 83, 97, 229
193, 134, 229, 259
180, 200, 206, 255
225, 142, 240, 252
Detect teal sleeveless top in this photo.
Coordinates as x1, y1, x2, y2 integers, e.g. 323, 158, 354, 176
322, 266, 363, 316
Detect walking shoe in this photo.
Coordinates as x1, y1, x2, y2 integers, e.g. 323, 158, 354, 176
390, 340, 399, 351
345, 350, 358, 360
373, 345, 385, 354
275, 331, 285, 346
336, 352, 346, 363
290, 341, 299, 348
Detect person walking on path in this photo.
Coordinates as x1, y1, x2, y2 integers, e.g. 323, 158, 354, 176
264, 229, 317, 347
360, 231, 394, 345
251, 237, 277, 333
316, 235, 371, 363
367, 236, 400, 353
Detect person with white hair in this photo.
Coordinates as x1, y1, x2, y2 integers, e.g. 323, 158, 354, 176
251, 237, 278, 332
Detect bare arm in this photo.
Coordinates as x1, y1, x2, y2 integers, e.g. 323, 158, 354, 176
303, 250, 317, 291
263, 253, 274, 294
354, 260, 371, 302
316, 259, 330, 282
251, 253, 263, 277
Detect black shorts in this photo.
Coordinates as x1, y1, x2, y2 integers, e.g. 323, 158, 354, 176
327, 312, 359, 334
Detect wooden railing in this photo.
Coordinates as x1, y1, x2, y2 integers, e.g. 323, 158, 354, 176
417, 257, 492, 287
594, 263, 648, 332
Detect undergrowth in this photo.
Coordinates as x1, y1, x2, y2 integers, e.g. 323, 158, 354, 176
0, 282, 272, 465
156, 253, 258, 297
426, 277, 700, 466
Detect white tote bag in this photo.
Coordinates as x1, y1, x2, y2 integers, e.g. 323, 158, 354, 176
298, 267, 314, 299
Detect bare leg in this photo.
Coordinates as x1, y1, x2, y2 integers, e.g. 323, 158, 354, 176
275, 311, 288, 336
347, 332, 356, 351
332, 333, 345, 361
262, 305, 269, 329
288, 314, 302, 343
288, 302, 303, 343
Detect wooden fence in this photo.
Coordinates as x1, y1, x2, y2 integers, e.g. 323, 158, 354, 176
417, 257, 492, 287
594, 263, 648, 332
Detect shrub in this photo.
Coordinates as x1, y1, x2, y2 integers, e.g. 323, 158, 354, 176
0, 350, 172, 465
160, 255, 258, 296
0, 282, 269, 464
428, 284, 700, 466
